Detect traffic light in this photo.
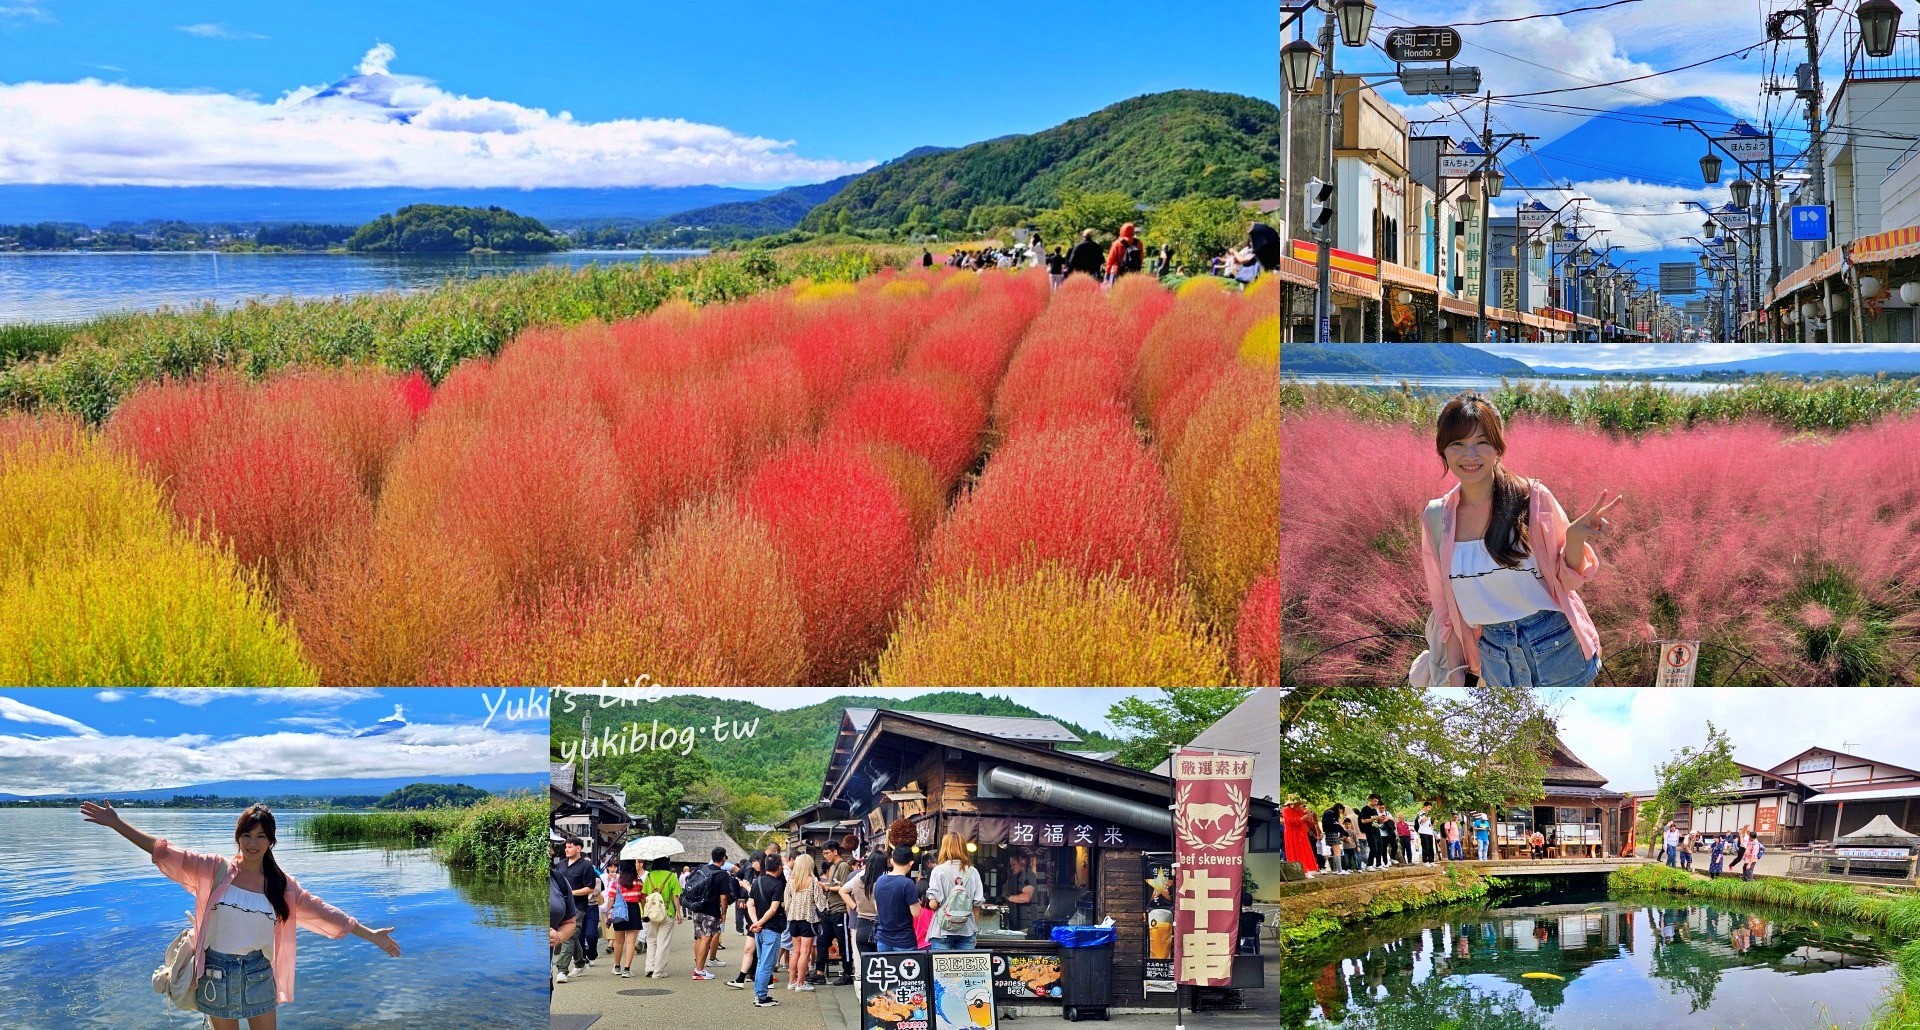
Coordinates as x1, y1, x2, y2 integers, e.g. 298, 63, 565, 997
1307, 177, 1335, 236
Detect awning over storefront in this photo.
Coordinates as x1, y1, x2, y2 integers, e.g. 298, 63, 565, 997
1438, 295, 1478, 318
1768, 246, 1848, 307
1291, 239, 1380, 280
1329, 268, 1380, 301
1379, 261, 1440, 294
1850, 224, 1920, 265
1577, 315, 1600, 328
1273, 255, 1316, 288
1486, 305, 1525, 325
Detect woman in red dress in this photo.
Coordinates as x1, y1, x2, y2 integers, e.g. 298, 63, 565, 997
1283, 799, 1317, 876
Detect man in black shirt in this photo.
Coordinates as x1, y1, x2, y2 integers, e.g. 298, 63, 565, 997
1358, 795, 1389, 869
688, 846, 737, 980
555, 837, 598, 979
746, 853, 788, 1006
1066, 229, 1105, 279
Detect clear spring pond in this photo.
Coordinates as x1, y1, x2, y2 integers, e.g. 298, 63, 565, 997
1282, 880, 1899, 1030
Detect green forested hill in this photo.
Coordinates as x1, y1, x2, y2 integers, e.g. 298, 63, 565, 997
347, 204, 567, 253
550, 692, 1123, 814
799, 91, 1280, 233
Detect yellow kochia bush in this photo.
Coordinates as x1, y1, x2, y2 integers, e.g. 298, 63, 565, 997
871, 564, 1231, 686
0, 418, 317, 685
1169, 366, 1280, 627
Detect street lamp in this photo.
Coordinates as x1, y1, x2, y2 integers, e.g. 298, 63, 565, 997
1336, 0, 1377, 47
1730, 178, 1754, 209
1532, 238, 1546, 260
1704, 217, 1720, 240
1699, 252, 1712, 269
1860, 0, 1904, 60
1483, 167, 1505, 198
1700, 152, 1723, 184
1282, 37, 1321, 95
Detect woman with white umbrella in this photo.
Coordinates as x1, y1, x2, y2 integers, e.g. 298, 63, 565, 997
620, 835, 686, 979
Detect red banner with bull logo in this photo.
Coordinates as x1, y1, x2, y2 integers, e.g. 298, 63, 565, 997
1171, 747, 1253, 987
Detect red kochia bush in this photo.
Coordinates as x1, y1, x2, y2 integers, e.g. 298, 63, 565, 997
821, 374, 987, 492
741, 441, 917, 684
255, 366, 418, 499
171, 421, 372, 589
927, 417, 1183, 595
103, 373, 251, 487
1235, 571, 1280, 686
436, 408, 636, 605
1132, 288, 1237, 432
903, 294, 1035, 403
613, 381, 739, 532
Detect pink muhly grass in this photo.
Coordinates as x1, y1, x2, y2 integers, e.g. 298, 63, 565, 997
821, 373, 987, 492
1235, 571, 1280, 687
927, 416, 1183, 595
103, 373, 252, 488
741, 440, 917, 684
170, 420, 373, 593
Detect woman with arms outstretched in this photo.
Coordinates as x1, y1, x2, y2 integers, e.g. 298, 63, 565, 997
81, 799, 401, 1029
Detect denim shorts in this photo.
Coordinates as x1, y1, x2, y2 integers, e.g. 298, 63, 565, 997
1475, 608, 1601, 688
196, 948, 276, 1019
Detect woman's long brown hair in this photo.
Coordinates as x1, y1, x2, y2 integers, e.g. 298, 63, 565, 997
235, 804, 291, 921
1435, 392, 1532, 568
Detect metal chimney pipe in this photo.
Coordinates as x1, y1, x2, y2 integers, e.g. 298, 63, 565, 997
982, 765, 1174, 836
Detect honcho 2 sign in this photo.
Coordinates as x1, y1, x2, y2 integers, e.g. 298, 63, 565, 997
1383, 26, 1463, 63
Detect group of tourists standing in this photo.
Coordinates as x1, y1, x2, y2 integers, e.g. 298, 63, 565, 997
1658, 821, 1764, 881
1282, 796, 1493, 878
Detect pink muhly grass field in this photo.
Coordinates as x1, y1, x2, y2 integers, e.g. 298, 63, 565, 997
1283, 408, 1920, 685
927, 416, 1183, 595
741, 440, 917, 684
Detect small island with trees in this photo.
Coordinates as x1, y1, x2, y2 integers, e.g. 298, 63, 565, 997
346, 204, 568, 254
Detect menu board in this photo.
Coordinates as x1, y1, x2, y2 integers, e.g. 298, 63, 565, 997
989, 951, 1062, 1002
929, 951, 996, 1030
861, 952, 932, 1030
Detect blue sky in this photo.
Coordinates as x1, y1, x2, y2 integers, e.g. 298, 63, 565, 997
0, 1, 1276, 189
558, 687, 1163, 737
0, 688, 549, 794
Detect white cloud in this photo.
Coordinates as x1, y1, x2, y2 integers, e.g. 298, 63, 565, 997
0, 721, 546, 795
0, 1, 53, 23
148, 688, 380, 707
176, 23, 268, 41
0, 697, 100, 737
94, 690, 125, 703
0, 44, 874, 189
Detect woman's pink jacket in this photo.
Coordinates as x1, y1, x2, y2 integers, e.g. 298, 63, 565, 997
152, 838, 358, 1004
1418, 479, 1602, 685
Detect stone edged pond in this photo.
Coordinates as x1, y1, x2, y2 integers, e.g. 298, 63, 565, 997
1281, 877, 1901, 1030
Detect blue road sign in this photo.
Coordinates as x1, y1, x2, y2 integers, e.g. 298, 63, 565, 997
1791, 205, 1828, 242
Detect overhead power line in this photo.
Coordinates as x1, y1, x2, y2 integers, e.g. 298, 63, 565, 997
1446, 0, 1650, 26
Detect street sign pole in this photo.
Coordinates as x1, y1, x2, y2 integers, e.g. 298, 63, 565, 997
1316, 14, 1335, 344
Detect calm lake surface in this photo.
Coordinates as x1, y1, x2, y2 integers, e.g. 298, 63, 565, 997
0, 249, 708, 324
0, 808, 543, 1027
1288, 373, 1734, 395
1283, 884, 1897, 1030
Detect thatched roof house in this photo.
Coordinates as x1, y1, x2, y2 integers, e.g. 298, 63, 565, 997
663, 819, 750, 866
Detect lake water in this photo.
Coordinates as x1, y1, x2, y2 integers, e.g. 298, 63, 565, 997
1289, 373, 1734, 396
0, 249, 709, 324
1283, 885, 1897, 1029
0, 808, 544, 1027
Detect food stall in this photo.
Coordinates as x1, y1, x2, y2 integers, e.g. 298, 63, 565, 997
822, 707, 1278, 1015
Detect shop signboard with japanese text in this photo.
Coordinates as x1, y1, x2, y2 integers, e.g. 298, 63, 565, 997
929, 951, 996, 1030
862, 952, 933, 1030
1142, 852, 1177, 993
1004, 819, 1160, 850
989, 952, 1062, 1003
1171, 748, 1254, 988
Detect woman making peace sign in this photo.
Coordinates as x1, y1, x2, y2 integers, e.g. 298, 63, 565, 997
1414, 392, 1621, 688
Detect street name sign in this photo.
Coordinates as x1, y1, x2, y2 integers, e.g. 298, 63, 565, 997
1384, 26, 1463, 63
1658, 263, 1698, 295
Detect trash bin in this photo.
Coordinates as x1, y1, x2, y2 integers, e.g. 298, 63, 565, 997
1050, 926, 1117, 1022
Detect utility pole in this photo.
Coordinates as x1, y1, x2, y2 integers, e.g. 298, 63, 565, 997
1315, 13, 1337, 344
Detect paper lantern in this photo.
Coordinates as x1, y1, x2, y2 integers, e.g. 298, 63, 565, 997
1901, 282, 1920, 305
1860, 276, 1883, 299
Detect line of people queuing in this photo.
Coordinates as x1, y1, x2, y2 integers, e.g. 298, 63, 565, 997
548, 830, 992, 1010
1657, 821, 1764, 881
926, 220, 1281, 290
1281, 796, 1497, 878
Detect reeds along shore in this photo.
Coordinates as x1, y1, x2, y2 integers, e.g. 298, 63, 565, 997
304, 793, 546, 877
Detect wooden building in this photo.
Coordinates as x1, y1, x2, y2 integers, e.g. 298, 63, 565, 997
1495, 735, 1630, 858
1661, 762, 1816, 847
821, 707, 1279, 1013
549, 761, 638, 862
1771, 746, 1920, 841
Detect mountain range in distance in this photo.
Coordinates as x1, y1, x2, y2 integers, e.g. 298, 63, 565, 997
1534, 351, 1920, 375
1281, 343, 1536, 377
0, 773, 542, 802
0, 184, 776, 227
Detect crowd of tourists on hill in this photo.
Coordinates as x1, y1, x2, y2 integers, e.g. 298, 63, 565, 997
926, 220, 1280, 290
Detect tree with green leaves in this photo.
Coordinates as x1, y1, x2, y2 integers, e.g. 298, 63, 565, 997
1031, 188, 1140, 247
1143, 195, 1252, 272
598, 746, 715, 837
1636, 721, 1741, 846
1108, 688, 1253, 770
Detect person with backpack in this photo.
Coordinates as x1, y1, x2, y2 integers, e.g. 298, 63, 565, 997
871, 845, 920, 953
1741, 827, 1762, 881
838, 848, 886, 989
815, 839, 854, 985
744, 852, 788, 1007
684, 846, 736, 981
603, 859, 644, 978
1105, 222, 1144, 281
81, 799, 400, 1024
923, 833, 985, 951
636, 856, 683, 978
